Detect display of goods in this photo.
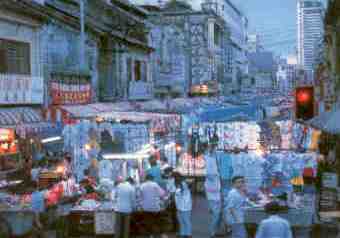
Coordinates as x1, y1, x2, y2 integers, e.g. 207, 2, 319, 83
39, 172, 61, 189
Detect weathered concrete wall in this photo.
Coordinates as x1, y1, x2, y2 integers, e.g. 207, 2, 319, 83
151, 24, 188, 95
39, 21, 99, 102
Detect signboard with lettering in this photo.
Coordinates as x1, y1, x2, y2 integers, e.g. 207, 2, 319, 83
95, 211, 115, 235
50, 73, 92, 105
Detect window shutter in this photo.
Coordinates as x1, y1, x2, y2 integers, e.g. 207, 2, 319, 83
0, 40, 7, 73
22, 42, 31, 75
0, 39, 30, 75
134, 60, 141, 81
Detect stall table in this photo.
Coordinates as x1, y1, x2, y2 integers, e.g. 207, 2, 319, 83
0, 207, 35, 237
319, 211, 340, 238
67, 202, 176, 237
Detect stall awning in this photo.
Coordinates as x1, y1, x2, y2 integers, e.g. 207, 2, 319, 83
0, 107, 42, 126
98, 111, 181, 132
60, 103, 118, 118
60, 102, 142, 119
308, 107, 340, 134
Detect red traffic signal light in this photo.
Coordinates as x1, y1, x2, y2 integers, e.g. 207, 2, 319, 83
297, 90, 311, 104
295, 87, 314, 120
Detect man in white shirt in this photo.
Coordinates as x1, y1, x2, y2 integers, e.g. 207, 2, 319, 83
204, 143, 223, 238
115, 177, 136, 238
225, 176, 249, 238
255, 201, 293, 238
140, 174, 166, 238
205, 175, 222, 238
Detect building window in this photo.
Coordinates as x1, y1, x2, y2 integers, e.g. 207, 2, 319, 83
127, 58, 132, 83
131, 60, 147, 82
0, 39, 30, 75
214, 24, 221, 46
134, 60, 141, 81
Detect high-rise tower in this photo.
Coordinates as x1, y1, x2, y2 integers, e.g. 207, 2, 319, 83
297, 0, 324, 72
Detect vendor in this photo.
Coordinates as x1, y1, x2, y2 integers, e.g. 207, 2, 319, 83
80, 169, 97, 197
23, 155, 33, 180
140, 174, 166, 236
62, 153, 73, 177
146, 155, 163, 187
163, 167, 176, 194
255, 201, 293, 238
88, 158, 99, 182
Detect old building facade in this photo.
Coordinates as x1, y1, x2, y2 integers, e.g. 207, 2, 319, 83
1, 0, 154, 115
144, 0, 230, 97
0, 1, 46, 105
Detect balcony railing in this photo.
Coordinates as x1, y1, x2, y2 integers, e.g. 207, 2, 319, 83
128, 81, 153, 100
0, 74, 44, 104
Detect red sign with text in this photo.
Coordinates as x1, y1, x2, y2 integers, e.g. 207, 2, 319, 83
50, 82, 91, 105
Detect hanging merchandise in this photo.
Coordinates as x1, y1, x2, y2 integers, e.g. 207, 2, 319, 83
231, 152, 265, 194
180, 153, 205, 176
276, 121, 293, 150
258, 121, 281, 150
63, 121, 99, 181
192, 122, 261, 151
99, 159, 113, 181
205, 151, 219, 176
216, 151, 233, 180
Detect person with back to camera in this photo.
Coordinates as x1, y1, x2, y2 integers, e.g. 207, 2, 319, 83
115, 177, 136, 238
140, 174, 166, 238
255, 201, 293, 238
173, 172, 192, 238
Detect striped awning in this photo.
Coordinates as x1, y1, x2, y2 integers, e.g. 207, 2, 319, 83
0, 107, 42, 126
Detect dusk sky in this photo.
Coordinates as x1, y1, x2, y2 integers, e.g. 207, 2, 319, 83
134, 0, 327, 56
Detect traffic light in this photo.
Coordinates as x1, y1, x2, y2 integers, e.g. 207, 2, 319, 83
295, 86, 314, 120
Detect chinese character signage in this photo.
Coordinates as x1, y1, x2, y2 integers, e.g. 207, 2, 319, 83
50, 74, 92, 105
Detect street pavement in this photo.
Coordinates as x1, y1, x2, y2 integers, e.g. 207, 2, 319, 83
53, 195, 338, 238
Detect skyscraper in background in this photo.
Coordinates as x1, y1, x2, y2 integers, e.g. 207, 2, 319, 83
247, 33, 264, 53
297, 0, 324, 73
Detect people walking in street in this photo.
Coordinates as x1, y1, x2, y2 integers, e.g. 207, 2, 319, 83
225, 176, 249, 238
204, 143, 223, 238
205, 174, 222, 238
255, 201, 293, 238
140, 174, 166, 238
115, 177, 136, 238
173, 172, 192, 238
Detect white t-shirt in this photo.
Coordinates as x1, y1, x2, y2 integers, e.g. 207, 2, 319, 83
115, 182, 136, 213
225, 188, 248, 224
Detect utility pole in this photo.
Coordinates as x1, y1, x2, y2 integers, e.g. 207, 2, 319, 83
79, 0, 86, 71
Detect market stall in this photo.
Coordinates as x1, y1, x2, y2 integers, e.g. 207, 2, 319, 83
181, 120, 322, 235
66, 151, 176, 237
98, 111, 181, 167
307, 107, 340, 236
